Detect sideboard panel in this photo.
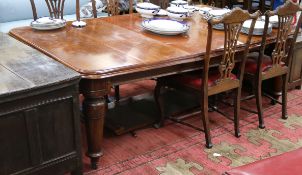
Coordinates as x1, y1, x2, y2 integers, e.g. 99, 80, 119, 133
0, 113, 31, 175
0, 86, 81, 175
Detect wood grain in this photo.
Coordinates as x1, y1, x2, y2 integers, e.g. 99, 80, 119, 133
9, 13, 278, 79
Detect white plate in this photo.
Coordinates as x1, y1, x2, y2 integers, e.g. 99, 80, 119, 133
143, 19, 189, 32
31, 18, 66, 30
142, 26, 187, 35
241, 20, 272, 35
142, 19, 189, 35
36, 17, 55, 24
243, 20, 272, 29
157, 9, 168, 16
208, 9, 230, 17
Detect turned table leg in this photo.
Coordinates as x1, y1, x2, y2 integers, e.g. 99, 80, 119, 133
80, 79, 110, 169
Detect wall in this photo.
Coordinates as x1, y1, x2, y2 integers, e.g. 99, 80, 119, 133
0, 0, 90, 23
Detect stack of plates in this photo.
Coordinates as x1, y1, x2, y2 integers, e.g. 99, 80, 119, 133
261, 15, 278, 28
142, 19, 190, 35
31, 17, 66, 30
241, 20, 272, 35
207, 9, 230, 30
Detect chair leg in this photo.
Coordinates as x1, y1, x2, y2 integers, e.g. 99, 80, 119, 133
234, 88, 241, 138
255, 79, 265, 129
153, 79, 166, 128
282, 74, 289, 119
209, 94, 218, 112
201, 97, 212, 148
114, 85, 120, 102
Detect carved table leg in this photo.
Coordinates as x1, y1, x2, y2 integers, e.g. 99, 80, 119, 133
80, 79, 110, 169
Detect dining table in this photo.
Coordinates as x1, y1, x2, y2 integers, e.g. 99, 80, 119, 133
9, 11, 278, 169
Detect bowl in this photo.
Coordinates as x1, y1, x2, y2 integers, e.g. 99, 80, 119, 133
167, 6, 189, 21
170, 0, 188, 8
183, 5, 196, 15
136, 3, 160, 18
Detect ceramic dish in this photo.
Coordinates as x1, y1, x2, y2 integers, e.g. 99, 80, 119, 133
136, 3, 160, 18
142, 19, 190, 35
170, 0, 188, 7
183, 5, 196, 15
31, 17, 66, 30
241, 20, 272, 35
167, 6, 189, 21
156, 9, 168, 16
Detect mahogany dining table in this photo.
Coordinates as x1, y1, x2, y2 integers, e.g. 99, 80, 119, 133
9, 12, 277, 169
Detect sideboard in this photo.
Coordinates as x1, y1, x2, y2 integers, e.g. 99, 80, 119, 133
0, 33, 82, 175
289, 34, 302, 89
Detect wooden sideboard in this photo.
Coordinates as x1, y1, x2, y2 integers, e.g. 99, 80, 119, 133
289, 34, 302, 89
0, 34, 82, 175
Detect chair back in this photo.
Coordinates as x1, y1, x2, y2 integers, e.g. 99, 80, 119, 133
259, 0, 302, 75
107, 0, 120, 16
30, 0, 66, 20
204, 8, 260, 92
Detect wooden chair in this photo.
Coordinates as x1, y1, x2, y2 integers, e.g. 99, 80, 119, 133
154, 8, 260, 148
30, 0, 65, 20
243, 0, 302, 128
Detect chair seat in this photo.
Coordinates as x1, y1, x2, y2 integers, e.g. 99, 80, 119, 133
167, 71, 238, 90
245, 52, 285, 74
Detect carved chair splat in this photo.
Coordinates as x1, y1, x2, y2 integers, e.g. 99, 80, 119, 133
154, 8, 260, 148
30, 0, 66, 20
243, 0, 302, 129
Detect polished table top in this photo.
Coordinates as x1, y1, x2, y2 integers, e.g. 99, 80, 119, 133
9, 13, 275, 79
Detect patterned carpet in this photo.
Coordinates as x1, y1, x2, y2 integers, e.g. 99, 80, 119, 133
83, 81, 302, 175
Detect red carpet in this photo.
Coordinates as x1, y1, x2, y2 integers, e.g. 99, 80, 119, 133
82, 80, 302, 175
